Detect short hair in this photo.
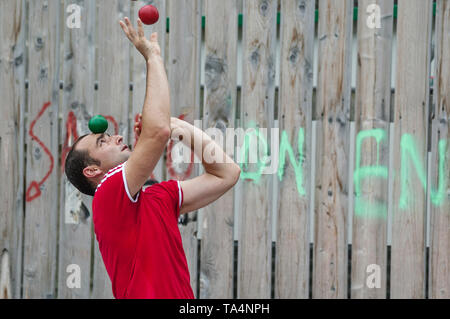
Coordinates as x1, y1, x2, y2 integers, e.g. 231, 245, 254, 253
64, 135, 101, 196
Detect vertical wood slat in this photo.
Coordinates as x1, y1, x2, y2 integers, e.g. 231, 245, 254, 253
131, 0, 166, 182
200, 0, 238, 299
313, 0, 353, 299
0, 0, 26, 299
429, 0, 450, 299
167, 0, 202, 297
351, 0, 393, 298
238, 0, 277, 299
58, 0, 96, 299
91, 0, 131, 299
390, 0, 433, 299
23, 0, 60, 299
275, 0, 314, 299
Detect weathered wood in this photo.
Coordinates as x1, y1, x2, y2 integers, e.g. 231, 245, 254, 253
0, 250, 11, 299
91, 0, 131, 299
131, 0, 166, 182
58, 0, 96, 299
200, 0, 238, 299
22, 0, 60, 299
313, 0, 353, 299
275, 0, 314, 299
238, 0, 277, 299
167, 0, 202, 297
391, 0, 433, 299
429, 0, 450, 299
91, 240, 113, 298
351, 0, 393, 298
0, 0, 26, 299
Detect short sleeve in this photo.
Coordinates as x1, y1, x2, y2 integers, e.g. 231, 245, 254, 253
146, 180, 183, 219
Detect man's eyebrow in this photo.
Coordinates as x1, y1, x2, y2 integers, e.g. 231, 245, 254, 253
96, 133, 105, 147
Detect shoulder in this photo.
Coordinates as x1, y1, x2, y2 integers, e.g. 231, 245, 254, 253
145, 180, 182, 206
95, 163, 126, 195
145, 180, 180, 194
94, 162, 141, 203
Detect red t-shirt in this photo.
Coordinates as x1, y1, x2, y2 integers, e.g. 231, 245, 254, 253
92, 162, 195, 299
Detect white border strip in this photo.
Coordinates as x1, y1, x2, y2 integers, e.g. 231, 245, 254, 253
122, 162, 139, 203
95, 164, 124, 192
177, 180, 182, 209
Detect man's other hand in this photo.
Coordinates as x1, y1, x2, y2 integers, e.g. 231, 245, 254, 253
119, 17, 161, 61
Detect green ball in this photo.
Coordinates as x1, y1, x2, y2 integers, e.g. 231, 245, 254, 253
88, 115, 108, 134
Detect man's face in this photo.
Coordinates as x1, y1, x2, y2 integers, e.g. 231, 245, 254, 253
76, 133, 131, 178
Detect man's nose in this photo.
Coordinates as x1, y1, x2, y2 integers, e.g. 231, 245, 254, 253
115, 135, 123, 145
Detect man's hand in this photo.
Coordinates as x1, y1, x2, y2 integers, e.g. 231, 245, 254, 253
119, 17, 161, 61
134, 115, 181, 144
134, 113, 143, 141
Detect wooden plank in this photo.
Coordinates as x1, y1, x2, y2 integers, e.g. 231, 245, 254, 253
351, 0, 393, 298
0, 0, 26, 299
313, 0, 353, 299
91, 0, 131, 299
131, 0, 166, 182
237, 0, 277, 299
275, 0, 314, 299
390, 0, 433, 299
22, 0, 60, 299
0, 250, 12, 298
58, 0, 96, 299
429, 0, 450, 299
167, 0, 202, 297
200, 0, 238, 299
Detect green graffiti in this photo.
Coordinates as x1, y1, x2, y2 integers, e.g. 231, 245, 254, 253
353, 129, 389, 218
431, 139, 448, 206
239, 127, 268, 183
237, 124, 448, 213
399, 135, 447, 210
277, 128, 306, 196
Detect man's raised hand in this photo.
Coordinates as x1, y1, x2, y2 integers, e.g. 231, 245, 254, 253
119, 17, 161, 61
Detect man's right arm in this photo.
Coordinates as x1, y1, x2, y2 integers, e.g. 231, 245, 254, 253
119, 18, 171, 198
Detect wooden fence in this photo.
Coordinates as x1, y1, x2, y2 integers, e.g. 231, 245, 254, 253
0, 0, 449, 299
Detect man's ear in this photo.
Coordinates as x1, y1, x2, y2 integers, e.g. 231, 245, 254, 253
83, 165, 103, 179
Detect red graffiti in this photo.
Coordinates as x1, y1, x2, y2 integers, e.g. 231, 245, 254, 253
26, 102, 55, 202
166, 114, 194, 180
60, 113, 120, 172
102, 115, 119, 135
61, 111, 79, 172
26, 107, 150, 202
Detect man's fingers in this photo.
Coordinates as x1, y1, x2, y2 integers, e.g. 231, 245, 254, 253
124, 17, 136, 37
150, 32, 158, 42
119, 20, 128, 34
124, 17, 132, 27
137, 19, 144, 37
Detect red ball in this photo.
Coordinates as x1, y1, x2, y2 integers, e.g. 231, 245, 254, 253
138, 5, 159, 25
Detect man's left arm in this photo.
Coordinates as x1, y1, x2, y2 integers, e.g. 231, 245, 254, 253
171, 118, 241, 215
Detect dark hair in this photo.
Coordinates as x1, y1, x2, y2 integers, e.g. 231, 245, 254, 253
65, 135, 101, 196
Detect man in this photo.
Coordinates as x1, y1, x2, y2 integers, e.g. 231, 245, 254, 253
64, 18, 241, 299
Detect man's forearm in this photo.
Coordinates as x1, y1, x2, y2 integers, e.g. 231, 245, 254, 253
141, 55, 171, 137
173, 119, 239, 180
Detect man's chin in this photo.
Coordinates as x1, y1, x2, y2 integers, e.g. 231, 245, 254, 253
121, 152, 131, 162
